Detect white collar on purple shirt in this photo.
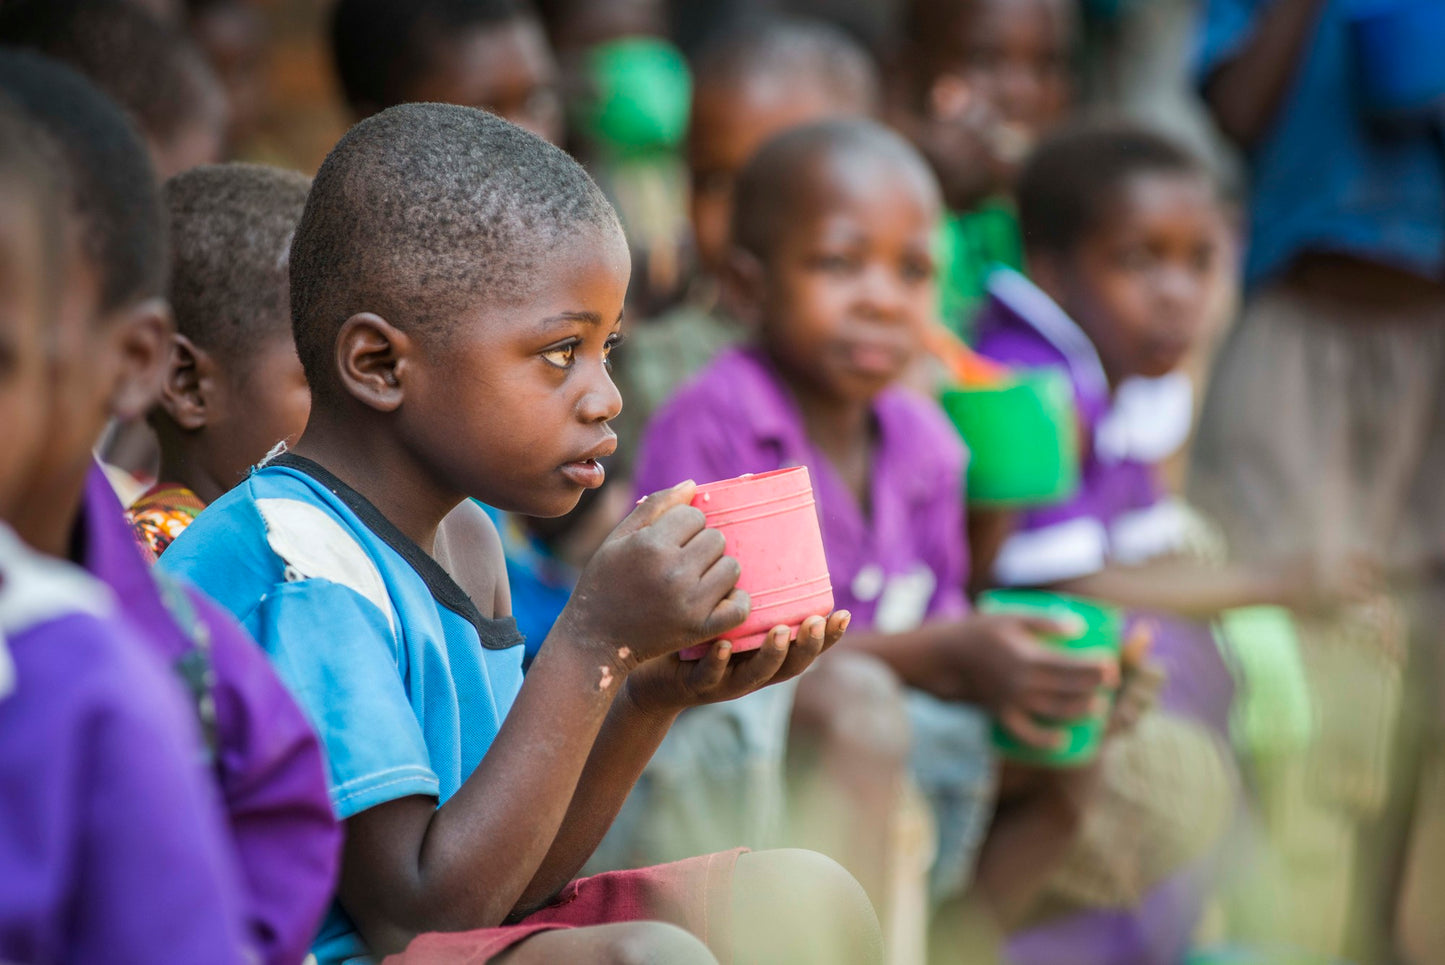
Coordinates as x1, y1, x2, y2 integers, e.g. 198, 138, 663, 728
987, 267, 1194, 464
0, 523, 115, 700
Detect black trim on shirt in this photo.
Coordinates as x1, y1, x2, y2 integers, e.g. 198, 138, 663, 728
270, 453, 524, 652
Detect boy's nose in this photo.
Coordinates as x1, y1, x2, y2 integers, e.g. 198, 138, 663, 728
856, 265, 907, 322
578, 364, 623, 424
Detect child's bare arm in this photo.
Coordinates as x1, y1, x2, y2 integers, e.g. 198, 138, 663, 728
334, 484, 749, 956
1051, 554, 1378, 620
835, 617, 1114, 748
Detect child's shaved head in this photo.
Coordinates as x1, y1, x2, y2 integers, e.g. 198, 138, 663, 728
692, 16, 880, 115
687, 16, 881, 274
0, 50, 167, 313
290, 102, 620, 397
732, 118, 939, 261
164, 164, 310, 369
0, 0, 226, 177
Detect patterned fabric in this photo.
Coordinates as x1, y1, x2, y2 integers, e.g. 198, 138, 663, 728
128, 483, 207, 559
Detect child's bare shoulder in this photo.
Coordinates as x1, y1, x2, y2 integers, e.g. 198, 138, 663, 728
433, 500, 507, 618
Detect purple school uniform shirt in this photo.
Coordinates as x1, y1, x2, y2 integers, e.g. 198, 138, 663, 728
79, 466, 341, 965
974, 269, 1233, 736
0, 525, 247, 964
973, 269, 1195, 586
636, 346, 969, 633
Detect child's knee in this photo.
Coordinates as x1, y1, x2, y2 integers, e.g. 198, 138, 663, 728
594, 921, 716, 965
735, 848, 883, 960
790, 652, 910, 766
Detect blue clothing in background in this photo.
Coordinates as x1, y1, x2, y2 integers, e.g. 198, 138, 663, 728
163, 454, 526, 965
1195, 0, 1445, 286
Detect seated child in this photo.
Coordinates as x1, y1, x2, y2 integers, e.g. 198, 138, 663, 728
0, 0, 227, 180
0, 52, 340, 965
635, 118, 1119, 938
161, 102, 879, 965
0, 90, 248, 965
890, 0, 1075, 333
975, 123, 1249, 964
610, 15, 881, 474
129, 162, 312, 557
330, 0, 562, 142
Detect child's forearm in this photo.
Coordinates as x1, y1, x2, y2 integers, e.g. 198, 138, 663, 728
833, 622, 978, 702
515, 688, 679, 909
1203, 0, 1329, 148
1052, 561, 1293, 621
337, 632, 632, 955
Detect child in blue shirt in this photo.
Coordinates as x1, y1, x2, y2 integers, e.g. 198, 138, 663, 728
164, 102, 877, 965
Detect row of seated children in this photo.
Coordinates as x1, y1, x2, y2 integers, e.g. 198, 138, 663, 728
0, 52, 338, 964
152, 99, 885, 963
0, 43, 885, 965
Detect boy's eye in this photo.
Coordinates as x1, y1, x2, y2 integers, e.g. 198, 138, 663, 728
901, 256, 935, 283
810, 253, 858, 275
540, 341, 577, 368
603, 333, 624, 368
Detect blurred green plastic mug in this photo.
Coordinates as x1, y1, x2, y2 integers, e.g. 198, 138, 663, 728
978, 589, 1124, 767
939, 369, 1079, 507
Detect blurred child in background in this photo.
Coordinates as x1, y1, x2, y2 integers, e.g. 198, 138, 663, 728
890, 0, 1075, 335
0, 90, 251, 965
610, 16, 881, 474
0, 52, 339, 965
330, 0, 562, 142
129, 163, 311, 557
635, 117, 1137, 956
184, 0, 272, 156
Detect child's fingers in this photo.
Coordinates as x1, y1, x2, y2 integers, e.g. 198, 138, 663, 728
1021, 687, 1096, 723
1035, 655, 1115, 693
1121, 621, 1155, 668
725, 625, 792, 690
1018, 614, 1085, 639
680, 524, 727, 569
648, 504, 708, 548
686, 639, 732, 691
698, 587, 750, 640
697, 554, 744, 607
613, 480, 697, 536
999, 707, 1065, 751
772, 616, 828, 681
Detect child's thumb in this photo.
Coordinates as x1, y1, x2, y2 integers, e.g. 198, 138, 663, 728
613, 479, 697, 536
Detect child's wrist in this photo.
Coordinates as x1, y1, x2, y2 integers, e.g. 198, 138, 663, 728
550, 609, 642, 679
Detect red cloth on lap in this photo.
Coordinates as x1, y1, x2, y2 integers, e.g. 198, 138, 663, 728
382, 848, 745, 964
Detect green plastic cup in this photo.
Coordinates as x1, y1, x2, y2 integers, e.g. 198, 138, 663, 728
577, 36, 692, 158
977, 589, 1123, 767
939, 369, 1079, 507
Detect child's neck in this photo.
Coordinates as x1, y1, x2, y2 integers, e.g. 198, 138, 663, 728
158, 447, 228, 508
289, 408, 464, 554
785, 378, 876, 515
11, 462, 89, 560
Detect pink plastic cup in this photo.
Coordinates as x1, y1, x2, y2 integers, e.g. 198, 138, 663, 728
679, 466, 835, 660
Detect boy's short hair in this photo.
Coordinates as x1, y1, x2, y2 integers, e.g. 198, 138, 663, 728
0, 50, 166, 311
1017, 122, 1210, 255
0, 93, 68, 309
290, 102, 619, 395
164, 164, 310, 369
330, 0, 534, 116
0, 0, 222, 159
692, 15, 880, 113
732, 117, 936, 259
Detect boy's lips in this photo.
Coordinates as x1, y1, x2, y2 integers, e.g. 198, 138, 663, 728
559, 437, 616, 488
840, 339, 908, 377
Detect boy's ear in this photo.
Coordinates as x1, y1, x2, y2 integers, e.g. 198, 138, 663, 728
336, 312, 409, 412
158, 333, 213, 431
108, 297, 174, 423
719, 246, 768, 330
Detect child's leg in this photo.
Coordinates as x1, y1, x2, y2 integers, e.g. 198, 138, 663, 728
785, 652, 910, 915
730, 848, 885, 965
495, 921, 717, 964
